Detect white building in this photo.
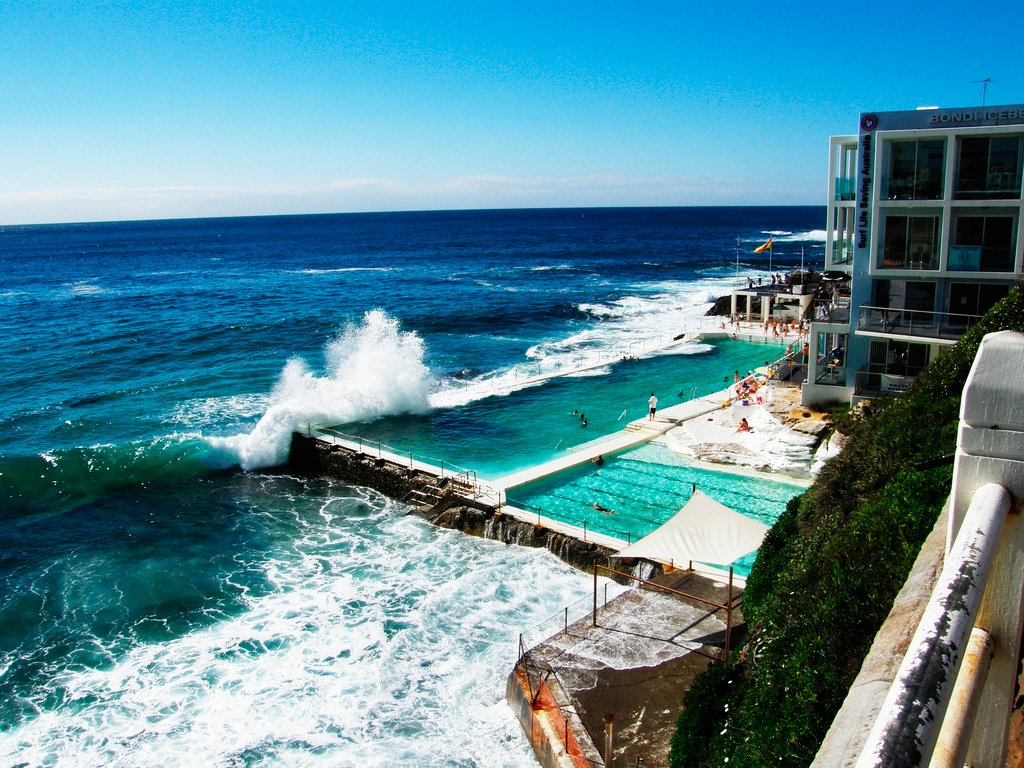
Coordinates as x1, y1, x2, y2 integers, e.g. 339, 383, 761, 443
801, 103, 1024, 406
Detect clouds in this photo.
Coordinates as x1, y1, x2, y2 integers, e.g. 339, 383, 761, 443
0, 172, 810, 225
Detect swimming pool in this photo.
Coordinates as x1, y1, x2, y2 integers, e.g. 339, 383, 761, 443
347, 338, 785, 478
505, 441, 803, 576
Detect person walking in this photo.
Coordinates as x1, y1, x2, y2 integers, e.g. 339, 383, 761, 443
648, 392, 658, 420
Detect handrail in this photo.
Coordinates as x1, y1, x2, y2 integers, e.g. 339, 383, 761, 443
857, 305, 983, 342
594, 562, 739, 661
854, 483, 1011, 768
310, 424, 486, 498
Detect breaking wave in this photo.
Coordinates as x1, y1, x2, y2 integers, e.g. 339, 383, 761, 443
209, 310, 436, 470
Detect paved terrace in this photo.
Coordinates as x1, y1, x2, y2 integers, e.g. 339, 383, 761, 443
511, 568, 741, 768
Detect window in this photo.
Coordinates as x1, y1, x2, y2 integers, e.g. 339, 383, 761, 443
904, 281, 936, 314
951, 215, 1016, 272
880, 215, 940, 269
885, 139, 945, 199
868, 340, 929, 376
949, 283, 1010, 323
955, 135, 1023, 199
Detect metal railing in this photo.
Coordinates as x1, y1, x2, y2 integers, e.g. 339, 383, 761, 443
854, 484, 1010, 768
502, 497, 637, 545
816, 330, 1024, 767
852, 367, 916, 398
593, 562, 740, 662
857, 305, 983, 342
308, 424, 496, 504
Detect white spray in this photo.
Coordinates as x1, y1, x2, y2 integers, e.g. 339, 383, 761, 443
212, 310, 436, 469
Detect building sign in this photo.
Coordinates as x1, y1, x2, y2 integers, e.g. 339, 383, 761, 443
856, 133, 872, 250
863, 104, 1024, 132
928, 108, 1024, 125
948, 245, 982, 271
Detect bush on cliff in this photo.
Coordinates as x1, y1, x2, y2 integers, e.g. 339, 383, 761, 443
670, 284, 1024, 767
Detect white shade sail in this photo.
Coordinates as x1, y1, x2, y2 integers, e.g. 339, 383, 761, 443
611, 490, 770, 567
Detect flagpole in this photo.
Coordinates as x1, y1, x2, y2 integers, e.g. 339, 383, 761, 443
735, 237, 740, 288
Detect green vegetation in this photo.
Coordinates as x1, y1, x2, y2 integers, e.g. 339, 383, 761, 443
670, 285, 1024, 767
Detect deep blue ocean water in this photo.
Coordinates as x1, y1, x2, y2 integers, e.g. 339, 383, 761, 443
0, 207, 823, 766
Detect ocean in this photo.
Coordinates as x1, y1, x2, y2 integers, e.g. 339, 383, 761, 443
0, 206, 824, 766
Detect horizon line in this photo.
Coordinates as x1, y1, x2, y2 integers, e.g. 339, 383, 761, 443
1, 202, 826, 229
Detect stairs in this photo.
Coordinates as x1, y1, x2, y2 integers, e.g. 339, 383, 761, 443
403, 474, 479, 514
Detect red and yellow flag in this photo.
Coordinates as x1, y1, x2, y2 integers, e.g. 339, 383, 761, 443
753, 238, 773, 253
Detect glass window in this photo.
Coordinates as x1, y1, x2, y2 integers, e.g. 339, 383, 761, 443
867, 340, 929, 376
885, 139, 945, 199
880, 215, 940, 269
952, 215, 1016, 272
955, 135, 1023, 199
949, 282, 1010, 320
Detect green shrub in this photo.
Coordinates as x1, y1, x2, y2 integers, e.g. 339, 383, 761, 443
671, 286, 1024, 767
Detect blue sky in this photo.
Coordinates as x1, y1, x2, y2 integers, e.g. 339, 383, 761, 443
2, 0, 1022, 224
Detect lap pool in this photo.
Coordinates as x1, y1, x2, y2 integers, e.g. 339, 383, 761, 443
504, 441, 804, 576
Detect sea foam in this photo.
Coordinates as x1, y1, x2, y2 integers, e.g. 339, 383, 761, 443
211, 310, 436, 470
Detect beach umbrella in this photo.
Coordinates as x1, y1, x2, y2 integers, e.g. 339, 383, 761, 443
822, 270, 850, 281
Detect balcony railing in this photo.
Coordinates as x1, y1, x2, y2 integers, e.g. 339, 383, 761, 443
878, 250, 939, 270
830, 238, 854, 265
853, 367, 915, 398
834, 178, 856, 201
813, 296, 851, 324
857, 305, 983, 342
815, 359, 847, 386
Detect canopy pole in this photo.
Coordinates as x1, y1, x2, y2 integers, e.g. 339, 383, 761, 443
592, 558, 599, 627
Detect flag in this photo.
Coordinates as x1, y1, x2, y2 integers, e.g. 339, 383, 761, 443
753, 238, 773, 253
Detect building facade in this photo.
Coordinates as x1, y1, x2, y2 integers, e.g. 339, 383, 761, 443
801, 103, 1024, 406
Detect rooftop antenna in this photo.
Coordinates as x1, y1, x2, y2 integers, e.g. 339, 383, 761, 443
972, 77, 995, 106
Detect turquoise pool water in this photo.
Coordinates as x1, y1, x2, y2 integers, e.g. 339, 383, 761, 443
348, 338, 784, 478
505, 442, 803, 576
341, 338, 799, 576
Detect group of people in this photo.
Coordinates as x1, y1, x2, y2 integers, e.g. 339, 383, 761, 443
763, 317, 805, 340
745, 273, 792, 289
570, 409, 588, 427
732, 370, 763, 403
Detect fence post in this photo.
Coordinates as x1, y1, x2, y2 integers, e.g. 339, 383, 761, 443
603, 713, 615, 768
724, 566, 734, 662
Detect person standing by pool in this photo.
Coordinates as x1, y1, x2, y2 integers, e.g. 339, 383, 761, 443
648, 392, 658, 420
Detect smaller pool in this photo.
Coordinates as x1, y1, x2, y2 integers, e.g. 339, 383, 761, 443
505, 442, 803, 577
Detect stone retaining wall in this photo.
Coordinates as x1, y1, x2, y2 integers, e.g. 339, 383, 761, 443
288, 433, 615, 572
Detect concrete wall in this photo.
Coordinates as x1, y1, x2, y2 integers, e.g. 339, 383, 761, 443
288, 433, 615, 574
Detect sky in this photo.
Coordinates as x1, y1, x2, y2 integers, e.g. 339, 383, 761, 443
2, 0, 1023, 225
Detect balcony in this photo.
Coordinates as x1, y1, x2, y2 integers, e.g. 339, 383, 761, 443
857, 305, 983, 342
815, 360, 846, 386
813, 295, 851, 324
853, 366, 915, 398
834, 178, 856, 201
830, 238, 854, 265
